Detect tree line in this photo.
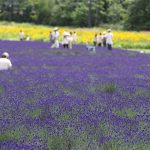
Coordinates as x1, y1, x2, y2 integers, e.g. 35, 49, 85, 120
0, 0, 149, 30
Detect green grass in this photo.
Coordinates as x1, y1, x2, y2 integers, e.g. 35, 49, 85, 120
25, 108, 42, 118
58, 112, 70, 121
139, 122, 150, 133
0, 21, 49, 28
0, 85, 4, 95
113, 108, 137, 118
102, 83, 117, 93
91, 83, 117, 93
114, 41, 150, 50
1, 126, 149, 149
0, 127, 25, 142
135, 88, 150, 98
127, 49, 150, 53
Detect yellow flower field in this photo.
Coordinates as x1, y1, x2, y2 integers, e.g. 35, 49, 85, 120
0, 22, 150, 49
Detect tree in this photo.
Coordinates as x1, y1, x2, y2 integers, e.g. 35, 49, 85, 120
126, 0, 150, 30
72, 2, 88, 27
1, 0, 148, 30
0, 0, 36, 22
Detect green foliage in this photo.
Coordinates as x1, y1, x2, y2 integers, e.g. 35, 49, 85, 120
1, 0, 147, 30
29, 108, 42, 118
58, 112, 70, 121
115, 41, 150, 50
89, 82, 117, 94
26, 128, 48, 142
135, 88, 150, 98
0, 127, 24, 142
72, 3, 88, 27
0, 85, 4, 95
113, 108, 137, 118
125, 0, 150, 30
102, 83, 117, 93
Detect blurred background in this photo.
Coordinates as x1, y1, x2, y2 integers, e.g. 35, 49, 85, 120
0, 0, 149, 30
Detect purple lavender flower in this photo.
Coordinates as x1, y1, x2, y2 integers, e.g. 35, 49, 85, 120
0, 41, 150, 149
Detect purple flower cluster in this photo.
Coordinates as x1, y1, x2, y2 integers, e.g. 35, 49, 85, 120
0, 41, 150, 149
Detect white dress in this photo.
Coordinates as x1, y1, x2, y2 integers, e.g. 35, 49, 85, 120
106, 33, 113, 45
73, 33, 77, 42
51, 31, 59, 48
62, 36, 69, 45
97, 35, 103, 44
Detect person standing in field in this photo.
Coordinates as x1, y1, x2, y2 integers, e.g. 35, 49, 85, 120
68, 32, 73, 49
51, 27, 59, 48
106, 29, 113, 50
62, 31, 70, 48
49, 31, 52, 42
49, 31, 55, 45
93, 33, 98, 46
102, 32, 107, 47
19, 30, 24, 41
0, 52, 12, 70
73, 31, 77, 43
97, 32, 103, 47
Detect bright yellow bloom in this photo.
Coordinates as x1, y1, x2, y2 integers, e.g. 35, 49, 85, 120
0, 24, 149, 45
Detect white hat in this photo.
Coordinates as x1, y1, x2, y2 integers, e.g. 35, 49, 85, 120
2, 52, 9, 58
63, 32, 70, 36
53, 27, 58, 31
107, 29, 111, 32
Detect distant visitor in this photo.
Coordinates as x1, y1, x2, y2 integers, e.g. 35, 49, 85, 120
51, 27, 59, 48
102, 32, 107, 47
62, 31, 70, 48
19, 30, 24, 41
106, 29, 113, 50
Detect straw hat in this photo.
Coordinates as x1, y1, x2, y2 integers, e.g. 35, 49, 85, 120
63, 32, 70, 36
107, 29, 111, 32
2, 52, 9, 58
53, 27, 58, 31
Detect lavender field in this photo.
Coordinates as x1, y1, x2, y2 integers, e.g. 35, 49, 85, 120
0, 41, 150, 150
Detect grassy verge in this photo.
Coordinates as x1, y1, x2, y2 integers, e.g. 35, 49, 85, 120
126, 49, 150, 53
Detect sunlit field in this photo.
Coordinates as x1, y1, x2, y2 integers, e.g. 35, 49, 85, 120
0, 21, 150, 50
0, 41, 150, 149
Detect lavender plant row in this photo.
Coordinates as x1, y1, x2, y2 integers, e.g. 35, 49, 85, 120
0, 41, 150, 150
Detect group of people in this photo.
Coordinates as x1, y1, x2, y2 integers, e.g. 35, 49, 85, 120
19, 27, 113, 51
49, 27, 77, 49
93, 29, 113, 50
49, 27, 113, 51
0, 29, 113, 71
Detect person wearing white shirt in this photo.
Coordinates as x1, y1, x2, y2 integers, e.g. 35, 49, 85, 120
62, 32, 70, 48
102, 32, 107, 47
0, 52, 12, 70
93, 33, 98, 46
68, 32, 73, 49
73, 32, 77, 43
19, 30, 24, 41
97, 32, 103, 47
51, 27, 59, 48
106, 29, 113, 50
